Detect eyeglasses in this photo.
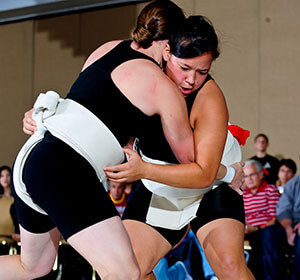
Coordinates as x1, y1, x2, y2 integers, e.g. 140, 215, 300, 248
244, 172, 258, 179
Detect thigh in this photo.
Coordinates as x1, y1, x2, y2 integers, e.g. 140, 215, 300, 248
190, 183, 245, 232
123, 181, 188, 247
123, 219, 172, 275
22, 133, 119, 240
10, 173, 55, 234
67, 216, 138, 278
196, 218, 245, 266
19, 225, 61, 273
190, 184, 252, 278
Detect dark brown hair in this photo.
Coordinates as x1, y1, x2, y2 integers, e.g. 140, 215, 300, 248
132, 0, 186, 49
168, 16, 220, 60
254, 133, 269, 144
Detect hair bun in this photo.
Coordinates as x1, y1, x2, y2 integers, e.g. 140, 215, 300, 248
132, 25, 153, 49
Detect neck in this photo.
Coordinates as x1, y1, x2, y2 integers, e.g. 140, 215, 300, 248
250, 187, 259, 194
256, 151, 266, 158
3, 187, 11, 198
131, 41, 163, 67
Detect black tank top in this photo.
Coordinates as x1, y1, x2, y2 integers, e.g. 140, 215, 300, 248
66, 40, 160, 147
138, 74, 212, 163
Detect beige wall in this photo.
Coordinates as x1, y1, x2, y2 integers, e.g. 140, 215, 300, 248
0, 4, 136, 167
0, 1, 299, 171
175, 0, 300, 169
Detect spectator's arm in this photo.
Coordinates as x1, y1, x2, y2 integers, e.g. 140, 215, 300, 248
279, 218, 295, 246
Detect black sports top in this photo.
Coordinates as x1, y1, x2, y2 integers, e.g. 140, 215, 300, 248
138, 74, 212, 163
66, 40, 160, 147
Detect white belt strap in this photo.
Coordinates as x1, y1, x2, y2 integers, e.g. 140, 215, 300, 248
134, 129, 242, 230
13, 91, 125, 214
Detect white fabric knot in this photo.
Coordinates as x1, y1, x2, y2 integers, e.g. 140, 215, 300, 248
32, 90, 61, 134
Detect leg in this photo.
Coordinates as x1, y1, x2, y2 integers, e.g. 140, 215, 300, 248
123, 220, 172, 280
0, 225, 60, 280
197, 218, 254, 280
68, 216, 140, 280
260, 224, 288, 280
292, 233, 300, 280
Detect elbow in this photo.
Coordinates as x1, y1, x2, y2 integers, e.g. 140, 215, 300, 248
203, 173, 216, 187
174, 144, 194, 164
190, 164, 217, 189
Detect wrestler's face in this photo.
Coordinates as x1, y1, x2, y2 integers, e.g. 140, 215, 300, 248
0, 169, 10, 189
254, 136, 268, 153
163, 44, 213, 97
109, 181, 125, 201
244, 164, 263, 192
278, 165, 294, 185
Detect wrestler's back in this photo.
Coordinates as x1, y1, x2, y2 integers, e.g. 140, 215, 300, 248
67, 40, 159, 147
14, 40, 163, 239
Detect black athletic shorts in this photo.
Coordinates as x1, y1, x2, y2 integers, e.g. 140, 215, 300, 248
11, 132, 119, 240
123, 181, 245, 247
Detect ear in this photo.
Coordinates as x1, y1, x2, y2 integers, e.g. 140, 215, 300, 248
259, 171, 264, 180
162, 43, 171, 62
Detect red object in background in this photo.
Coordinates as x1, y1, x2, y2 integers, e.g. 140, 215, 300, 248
263, 168, 269, 176
228, 125, 250, 146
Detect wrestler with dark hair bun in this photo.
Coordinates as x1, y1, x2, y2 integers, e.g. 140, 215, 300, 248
0, 1, 193, 279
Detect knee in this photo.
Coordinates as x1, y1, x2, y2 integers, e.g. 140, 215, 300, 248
23, 261, 54, 279
99, 261, 140, 280
119, 265, 140, 280
217, 254, 244, 278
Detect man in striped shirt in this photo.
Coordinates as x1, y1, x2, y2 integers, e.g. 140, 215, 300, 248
243, 159, 281, 279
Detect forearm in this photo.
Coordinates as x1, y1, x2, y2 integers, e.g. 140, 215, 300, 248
143, 161, 215, 189
265, 217, 276, 227
216, 164, 227, 180
279, 218, 293, 233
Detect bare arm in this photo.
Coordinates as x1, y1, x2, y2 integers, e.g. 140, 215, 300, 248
106, 80, 229, 189
111, 59, 194, 164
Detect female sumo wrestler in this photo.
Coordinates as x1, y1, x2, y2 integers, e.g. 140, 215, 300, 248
105, 16, 254, 280
0, 1, 195, 279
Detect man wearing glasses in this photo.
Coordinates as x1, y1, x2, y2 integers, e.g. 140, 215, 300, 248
243, 159, 281, 279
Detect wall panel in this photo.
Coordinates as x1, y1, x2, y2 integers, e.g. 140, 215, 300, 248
0, 21, 34, 166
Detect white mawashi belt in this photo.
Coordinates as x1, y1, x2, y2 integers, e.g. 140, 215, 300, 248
136, 129, 242, 230
13, 90, 125, 215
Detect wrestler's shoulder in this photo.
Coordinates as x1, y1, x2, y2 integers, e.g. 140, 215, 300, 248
196, 79, 224, 102
82, 40, 123, 70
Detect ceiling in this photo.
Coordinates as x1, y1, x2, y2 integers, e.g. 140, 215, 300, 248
0, 0, 149, 24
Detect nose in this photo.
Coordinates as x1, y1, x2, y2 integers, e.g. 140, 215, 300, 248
186, 71, 196, 85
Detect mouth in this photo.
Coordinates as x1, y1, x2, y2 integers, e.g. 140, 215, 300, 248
179, 86, 193, 96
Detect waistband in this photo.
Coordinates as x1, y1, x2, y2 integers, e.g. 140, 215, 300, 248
13, 90, 125, 214
133, 129, 242, 230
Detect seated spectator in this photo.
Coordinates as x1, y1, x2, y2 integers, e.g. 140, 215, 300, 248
0, 166, 12, 198
108, 180, 129, 217
276, 174, 300, 280
0, 166, 15, 255
250, 133, 279, 184
276, 158, 297, 194
243, 159, 281, 279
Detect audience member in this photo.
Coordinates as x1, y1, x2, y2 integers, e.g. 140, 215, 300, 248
276, 174, 300, 280
250, 133, 279, 184
0, 166, 15, 255
243, 159, 281, 279
0, 166, 12, 198
276, 158, 297, 194
108, 180, 129, 217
